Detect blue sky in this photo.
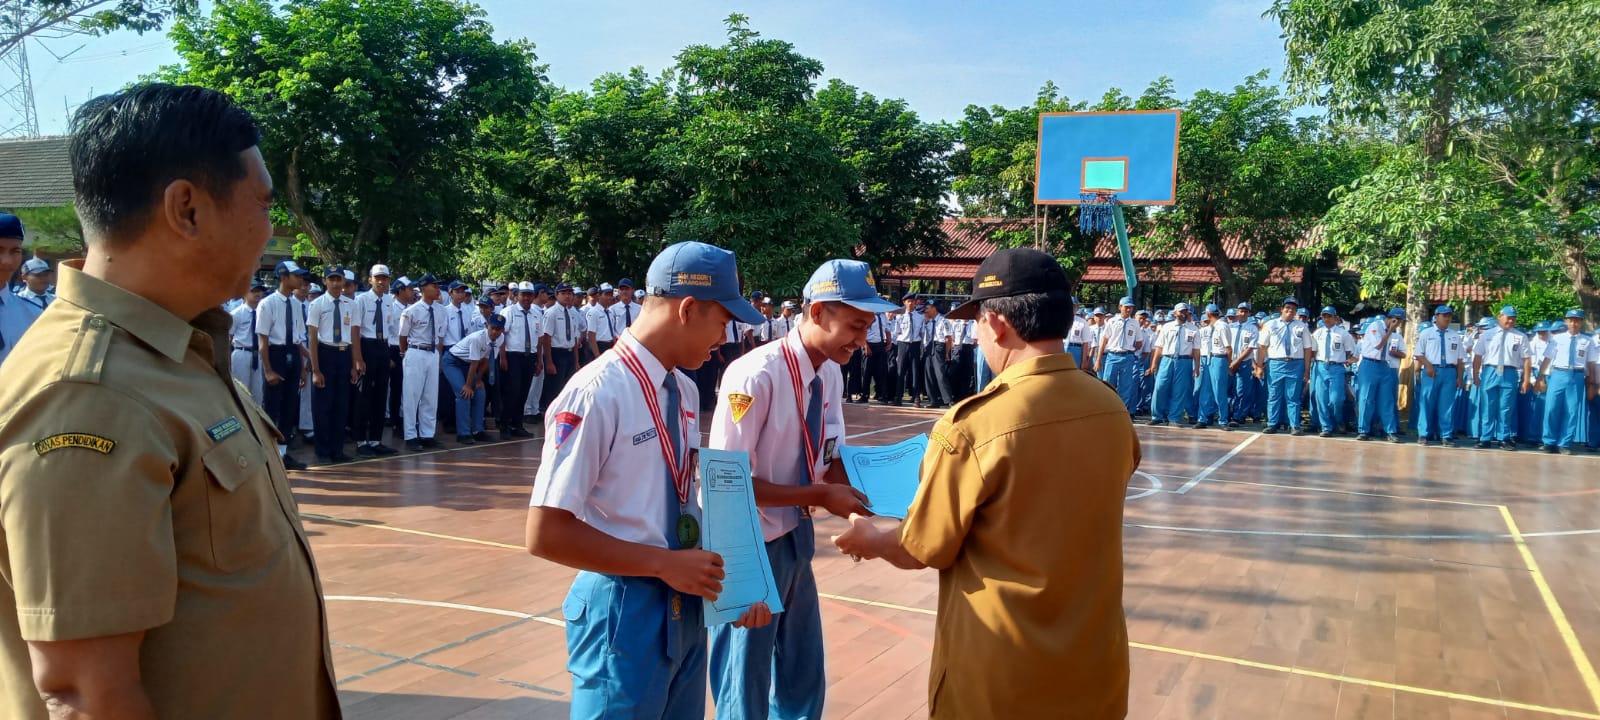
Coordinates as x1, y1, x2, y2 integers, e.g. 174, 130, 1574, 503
17, 0, 1289, 135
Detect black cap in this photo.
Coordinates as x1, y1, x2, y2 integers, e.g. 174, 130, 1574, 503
947, 248, 1070, 321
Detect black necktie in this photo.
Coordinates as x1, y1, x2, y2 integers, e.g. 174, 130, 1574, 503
457, 306, 466, 338
375, 296, 385, 342
522, 309, 531, 351
248, 306, 258, 369
333, 298, 342, 343
624, 303, 632, 327
426, 305, 435, 346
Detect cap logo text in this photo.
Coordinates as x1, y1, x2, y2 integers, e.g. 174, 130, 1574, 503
977, 274, 1004, 289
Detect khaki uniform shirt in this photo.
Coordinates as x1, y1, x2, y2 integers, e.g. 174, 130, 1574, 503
0, 264, 340, 719
901, 352, 1139, 719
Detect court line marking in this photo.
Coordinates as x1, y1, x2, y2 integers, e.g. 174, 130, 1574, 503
1500, 506, 1600, 711
844, 419, 937, 440
305, 435, 543, 470
1173, 432, 1262, 494
325, 595, 565, 628
304, 514, 525, 551
1127, 472, 1164, 501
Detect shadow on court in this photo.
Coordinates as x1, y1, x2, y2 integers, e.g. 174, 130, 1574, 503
340, 691, 569, 719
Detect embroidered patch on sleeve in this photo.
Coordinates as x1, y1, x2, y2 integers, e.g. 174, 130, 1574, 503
33, 433, 116, 456
554, 412, 583, 448
728, 393, 754, 423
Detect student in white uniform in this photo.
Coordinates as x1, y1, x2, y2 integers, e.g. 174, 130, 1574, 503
229, 282, 268, 404
398, 274, 447, 450
14, 258, 54, 310
609, 277, 639, 332
1147, 303, 1200, 426
1413, 305, 1465, 446
498, 282, 543, 438
526, 241, 771, 719
1309, 307, 1356, 435
306, 265, 359, 463
444, 312, 505, 445
543, 283, 586, 407
586, 283, 618, 360
255, 260, 311, 469
525, 284, 553, 420
707, 259, 883, 720
1538, 310, 1594, 454
353, 265, 398, 457
1255, 297, 1313, 435
295, 283, 315, 441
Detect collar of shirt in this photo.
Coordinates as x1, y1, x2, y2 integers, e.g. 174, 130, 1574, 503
991, 352, 1078, 388
55, 262, 195, 362
617, 330, 670, 391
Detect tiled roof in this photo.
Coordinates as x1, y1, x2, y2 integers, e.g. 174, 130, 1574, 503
1081, 264, 1303, 286
0, 136, 74, 210
926, 218, 1312, 263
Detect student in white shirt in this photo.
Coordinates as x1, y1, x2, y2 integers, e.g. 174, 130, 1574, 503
526, 241, 772, 719
229, 283, 268, 405
1309, 307, 1356, 435
1472, 305, 1533, 447
1414, 305, 1465, 445
1354, 308, 1407, 441
1254, 297, 1313, 434
352, 265, 397, 456
1227, 305, 1260, 427
707, 259, 883, 720
542, 283, 586, 409
444, 313, 505, 445
306, 266, 360, 463
921, 300, 956, 407
1147, 303, 1200, 425
1537, 309, 1594, 453
398, 274, 448, 450
255, 260, 310, 469
498, 283, 543, 439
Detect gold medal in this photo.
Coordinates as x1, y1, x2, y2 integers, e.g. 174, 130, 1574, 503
676, 514, 700, 549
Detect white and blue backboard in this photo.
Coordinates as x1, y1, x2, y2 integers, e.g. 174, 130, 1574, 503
1034, 110, 1182, 205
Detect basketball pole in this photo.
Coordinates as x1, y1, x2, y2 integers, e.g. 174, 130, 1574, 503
1112, 204, 1137, 296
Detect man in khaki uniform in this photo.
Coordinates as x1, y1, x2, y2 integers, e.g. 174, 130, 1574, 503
0, 83, 340, 718
834, 248, 1139, 719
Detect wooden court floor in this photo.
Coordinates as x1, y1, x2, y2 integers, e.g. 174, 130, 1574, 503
290, 404, 1600, 719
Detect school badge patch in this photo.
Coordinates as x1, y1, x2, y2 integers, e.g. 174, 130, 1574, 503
728, 393, 754, 423
553, 412, 583, 448
33, 433, 116, 456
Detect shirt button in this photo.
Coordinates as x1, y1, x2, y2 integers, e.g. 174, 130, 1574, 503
237, 455, 249, 468
89, 318, 106, 329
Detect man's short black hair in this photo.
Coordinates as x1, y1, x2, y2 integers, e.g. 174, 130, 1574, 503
979, 291, 1074, 342
69, 83, 262, 243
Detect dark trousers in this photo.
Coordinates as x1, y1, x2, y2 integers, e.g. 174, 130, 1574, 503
387, 344, 404, 430
579, 340, 613, 366
893, 341, 922, 403
952, 345, 976, 400
501, 351, 536, 430
542, 347, 577, 407
313, 345, 352, 457
437, 367, 456, 431
923, 345, 954, 406
865, 342, 890, 401
263, 344, 302, 444
697, 355, 723, 412
844, 348, 865, 399
355, 338, 391, 443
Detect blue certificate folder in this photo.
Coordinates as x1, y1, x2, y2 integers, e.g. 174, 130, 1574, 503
840, 435, 929, 519
695, 448, 784, 626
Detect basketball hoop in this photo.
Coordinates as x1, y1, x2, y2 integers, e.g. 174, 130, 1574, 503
1078, 191, 1119, 236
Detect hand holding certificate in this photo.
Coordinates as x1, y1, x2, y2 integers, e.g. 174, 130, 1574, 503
695, 448, 784, 626
839, 435, 928, 519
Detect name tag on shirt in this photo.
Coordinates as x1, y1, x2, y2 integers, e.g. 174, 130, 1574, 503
1333, 341, 1342, 350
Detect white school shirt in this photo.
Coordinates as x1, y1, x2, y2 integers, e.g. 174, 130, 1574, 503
13, 287, 52, 311
949, 318, 973, 346
1067, 317, 1087, 346
771, 315, 797, 340
608, 300, 639, 331
442, 302, 473, 347
449, 328, 504, 363
1139, 326, 1157, 357
865, 313, 888, 344
1311, 324, 1355, 362
1100, 316, 1141, 353
1230, 321, 1259, 359
254, 290, 302, 346
466, 307, 488, 334
383, 295, 408, 346
710, 328, 846, 543
586, 303, 617, 343
354, 290, 391, 341
1473, 327, 1530, 368
1199, 321, 1233, 357
306, 292, 358, 345
1413, 326, 1464, 366
892, 311, 924, 343
545, 304, 586, 349
1155, 321, 1199, 355
228, 303, 257, 349
1261, 317, 1310, 358
1381, 332, 1405, 370
1542, 332, 1594, 371
498, 304, 543, 353
529, 331, 702, 548
398, 300, 447, 349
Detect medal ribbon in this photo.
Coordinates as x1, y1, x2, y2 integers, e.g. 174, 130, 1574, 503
616, 341, 692, 503
780, 341, 819, 481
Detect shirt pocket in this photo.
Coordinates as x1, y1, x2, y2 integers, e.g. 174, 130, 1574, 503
201, 437, 291, 573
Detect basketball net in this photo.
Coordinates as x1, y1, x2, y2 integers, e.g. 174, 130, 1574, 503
1078, 191, 1119, 236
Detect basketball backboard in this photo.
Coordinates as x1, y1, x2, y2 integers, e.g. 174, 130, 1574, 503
1034, 110, 1182, 205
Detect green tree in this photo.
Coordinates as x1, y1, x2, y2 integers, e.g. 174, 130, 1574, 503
2, 0, 195, 56
164, 0, 549, 273
1145, 72, 1375, 306
663, 14, 856, 295
8, 202, 84, 252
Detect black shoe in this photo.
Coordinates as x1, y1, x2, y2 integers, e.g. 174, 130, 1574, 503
373, 444, 398, 456
1263, 425, 1280, 435
1226, 421, 1241, 429
404, 440, 424, 451
315, 454, 335, 465
1357, 434, 1370, 441
419, 437, 440, 448
1502, 440, 1517, 451
1560, 447, 1574, 456
1195, 423, 1211, 430
1147, 419, 1166, 426
510, 427, 534, 438
500, 429, 513, 440
1387, 434, 1402, 443
1291, 427, 1305, 436
1476, 440, 1492, 449
356, 445, 378, 457
458, 435, 476, 445
1542, 444, 1558, 454
330, 453, 353, 463
1319, 431, 1332, 438
281, 454, 308, 471
1443, 438, 1459, 448
473, 431, 492, 442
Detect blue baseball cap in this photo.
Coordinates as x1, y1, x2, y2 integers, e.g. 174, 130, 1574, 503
803, 259, 898, 313
1500, 305, 1518, 317
1174, 302, 1193, 313
0, 212, 22, 239
1119, 296, 1134, 307
1387, 307, 1406, 320
1237, 302, 1251, 310
1254, 312, 1267, 321
1477, 317, 1493, 328
323, 264, 343, 279
1204, 303, 1220, 314
1435, 305, 1453, 316
415, 273, 440, 287
1297, 308, 1309, 316
21, 258, 49, 275
1093, 307, 1107, 316
554, 282, 573, 293
1282, 296, 1300, 307
617, 277, 634, 288
1566, 309, 1585, 319
1320, 306, 1337, 316
1136, 309, 1150, 317
645, 241, 765, 325
275, 260, 310, 277
488, 313, 507, 329
476, 296, 494, 307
